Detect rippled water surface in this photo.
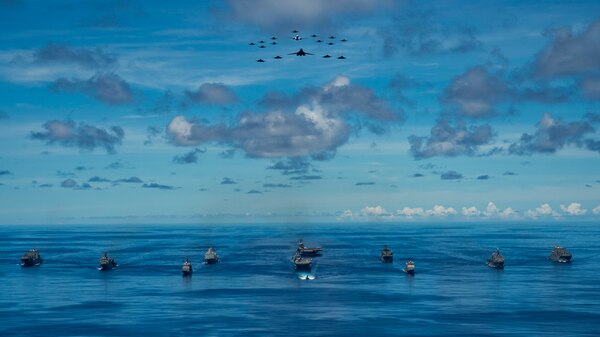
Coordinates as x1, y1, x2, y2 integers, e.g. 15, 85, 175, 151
0, 223, 599, 336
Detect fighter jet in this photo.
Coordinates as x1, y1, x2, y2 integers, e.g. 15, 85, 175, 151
311, 34, 317, 37
271, 42, 278, 45
271, 37, 277, 40
259, 40, 265, 44
259, 45, 266, 48
289, 48, 313, 56
323, 54, 332, 58
274, 56, 283, 59
257, 59, 265, 63
293, 35, 301, 41
329, 36, 336, 39
341, 38, 348, 42
337, 56, 346, 59
292, 30, 299, 33
328, 42, 335, 45
249, 42, 256, 45
316, 40, 323, 43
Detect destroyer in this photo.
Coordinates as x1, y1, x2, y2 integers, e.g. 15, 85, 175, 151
21, 249, 43, 267
487, 249, 504, 269
549, 246, 572, 263
99, 252, 117, 271
182, 257, 193, 276
204, 247, 219, 264
292, 253, 312, 271
297, 240, 322, 257
380, 245, 393, 263
404, 258, 415, 275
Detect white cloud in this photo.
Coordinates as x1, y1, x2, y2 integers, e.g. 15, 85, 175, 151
426, 205, 457, 216
560, 202, 587, 216
526, 203, 561, 218
397, 207, 425, 217
461, 206, 481, 217
593, 205, 600, 215
361, 205, 388, 216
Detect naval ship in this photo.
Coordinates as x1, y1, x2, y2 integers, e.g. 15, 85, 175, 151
380, 245, 393, 263
182, 257, 193, 276
404, 258, 415, 275
297, 240, 322, 257
549, 246, 572, 263
204, 247, 219, 264
99, 252, 118, 271
487, 249, 504, 269
292, 253, 312, 271
21, 249, 43, 267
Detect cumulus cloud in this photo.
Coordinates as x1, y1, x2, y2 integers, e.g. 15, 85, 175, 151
0, 170, 12, 176
526, 203, 561, 218
355, 181, 375, 186
166, 76, 400, 158
440, 170, 463, 180
114, 177, 143, 184
31, 119, 124, 153
408, 119, 494, 159
142, 183, 175, 190
221, 177, 237, 185
380, 6, 482, 57
461, 206, 481, 217
33, 43, 116, 69
593, 205, 600, 215
88, 176, 110, 183
509, 113, 597, 155
533, 19, 600, 78
51, 73, 132, 105
361, 205, 388, 216
268, 157, 312, 175
477, 174, 490, 180
483, 202, 516, 218
185, 83, 237, 105
426, 205, 457, 216
441, 66, 510, 118
397, 207, 425, 218
221, 0, 390, 31
560, 202, 587, 216
172, 148, 205, 164
60, 178, 77, 188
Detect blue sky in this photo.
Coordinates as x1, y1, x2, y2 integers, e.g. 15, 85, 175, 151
0, 0, 598, 224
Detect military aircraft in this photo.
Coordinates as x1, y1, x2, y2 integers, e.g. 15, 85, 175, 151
293, 35, 301, 40
337, 56, 346, 59
328, 42, 335, 45
329, 35, 336, 39
249, 42, 255, 45
257, 59, 265, 62
274, 56, 283, 59
292, 30, 299, 33
259, 45, 266, 48
289, 48, 313, 56
271, 37, 277, 40
259, 40, 265, 44
271, 42, 278, 45
341, 38, 348, 42
323, 54, 332, 58
316, 40, 323, 43
311, 34, 317, 37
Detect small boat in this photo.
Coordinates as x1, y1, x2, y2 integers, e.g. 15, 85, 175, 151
404, 258, 415, 274
99, 252, 117, 271
292, 253, 312, 271
549, 246, 572, 263
380, 245, 393, 263
182, 257, 193, 276
297, 240, 322, 257
204, 247, 219, 264
487, 249, 504, 269
21, 249, 43, 267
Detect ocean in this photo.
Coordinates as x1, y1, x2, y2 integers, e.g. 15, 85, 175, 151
0, 223, 598, 336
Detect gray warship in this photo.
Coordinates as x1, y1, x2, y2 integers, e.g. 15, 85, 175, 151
21, 249, 43, 267
292, 253, 312, 271
99, 252, 117, 271
297, 239, 322, 257
549, 246, 572, 263
487, 249, 504, 269
182, 257, 193, 276
404, 258, 415, 275
204, 247, 219, 264
380, 245, 393, 263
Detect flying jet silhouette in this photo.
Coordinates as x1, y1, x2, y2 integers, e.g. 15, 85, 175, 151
328, 42, 335, 45
316, 39, 323, 43
323, 54, 331, 58
337, 56, 346, 59
311, 34, 317, 37
259, 45, 266, 48
249, 42, 255, 45
271, 37, 277, 40
341, 38, 348, 42
274, 56, 283, 59
292, 35, 301, 40
289, 48, 313, 56
271, 42, 277, 45
259, 40, 265, 44
257, 59, 265, 62
329, 36, 336, 39
292, 30, 299, 33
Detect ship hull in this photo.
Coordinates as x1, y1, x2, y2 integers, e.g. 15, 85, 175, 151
294, 263, 311, 271
20, 258, 42, 267
487, 262, 504, 269
381, 256, 393, 263
99, 263, 117, 271
205, 258, 218, 264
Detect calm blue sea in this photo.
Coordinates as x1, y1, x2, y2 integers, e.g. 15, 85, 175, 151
0, 223, 599, 336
